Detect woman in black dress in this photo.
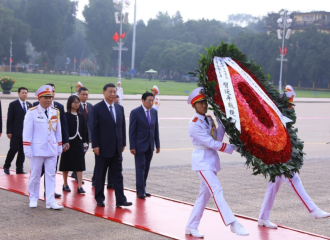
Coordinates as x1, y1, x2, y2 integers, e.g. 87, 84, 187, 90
59, 95, 88, 193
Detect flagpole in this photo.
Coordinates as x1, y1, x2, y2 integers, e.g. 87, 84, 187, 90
9, 36, 12, 72
118, 0, 123, 83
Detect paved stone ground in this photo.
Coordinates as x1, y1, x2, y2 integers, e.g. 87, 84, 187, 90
0, 189, 168, 240
1, 157, 330, 239
111, 157, 329, 238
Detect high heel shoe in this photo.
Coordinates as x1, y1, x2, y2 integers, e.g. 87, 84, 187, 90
62, 185, 71, 192
77, 187, 86, 194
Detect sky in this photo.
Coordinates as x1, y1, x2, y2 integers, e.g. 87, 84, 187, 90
76, 0, 330, 24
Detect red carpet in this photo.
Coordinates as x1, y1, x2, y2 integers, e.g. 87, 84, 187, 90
0, 170, 329, 240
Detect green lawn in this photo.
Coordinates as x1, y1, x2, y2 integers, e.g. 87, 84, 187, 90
1, 72, 330, 98
0, 72, 196, 96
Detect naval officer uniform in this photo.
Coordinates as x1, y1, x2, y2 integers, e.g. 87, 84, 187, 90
258, 86, 330, 228
185, 87, 249, 238
23, 85, 63, 209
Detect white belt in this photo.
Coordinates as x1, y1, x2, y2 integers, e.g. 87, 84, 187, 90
194, 145, 211, 150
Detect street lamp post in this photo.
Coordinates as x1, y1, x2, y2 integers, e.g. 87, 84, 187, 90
131, 0, 137, 78
276, 10, 292, 94
113, 0, 130, 83
9, 36, 13, 72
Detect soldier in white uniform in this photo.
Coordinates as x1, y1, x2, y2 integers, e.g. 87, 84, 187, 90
23, 85, 63, 210
185, 87, 249, 238
151, 85, 160, 111
75, 81, 83, 95
258, 86, 330, 228
116, 81, 124, 105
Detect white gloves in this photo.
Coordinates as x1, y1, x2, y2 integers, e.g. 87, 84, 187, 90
223, 144, 237, 154
25, 153, 32, 159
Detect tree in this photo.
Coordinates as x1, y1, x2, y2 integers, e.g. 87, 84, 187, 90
25, 0, 77, 67
0, 4, 30, 65
83, 0, 130, 76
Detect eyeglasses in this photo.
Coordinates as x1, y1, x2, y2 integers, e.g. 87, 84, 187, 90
144, 99, 154, 103
73, 102, 80, 105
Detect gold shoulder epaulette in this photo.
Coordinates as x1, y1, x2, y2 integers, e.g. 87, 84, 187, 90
51, 106, 59, 110
29, 106, 37, 111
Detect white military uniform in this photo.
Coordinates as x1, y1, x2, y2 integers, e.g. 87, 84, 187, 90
23, 102, 62, 205
186, 113, 237, 228
151, 85, 160, 111
75, 81, 83, 96
259, 86, 318, 220
117, 86, 124, 105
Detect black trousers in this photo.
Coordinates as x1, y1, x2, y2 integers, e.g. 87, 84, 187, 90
3, 136, 25, 170
92, 163, 113, 186
135, 146, 153, 194
94, 149, 126, 204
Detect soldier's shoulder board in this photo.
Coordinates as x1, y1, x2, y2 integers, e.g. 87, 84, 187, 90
192, 117, 198, 122
29, 106, 38, 111
51, 106, 59, 110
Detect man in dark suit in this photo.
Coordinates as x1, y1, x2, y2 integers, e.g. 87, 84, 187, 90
71, 87, 93, 183
4, 87, 32, 174
92, 83, 132, 208
33, 83, 69, 198
129, 92, 160, 199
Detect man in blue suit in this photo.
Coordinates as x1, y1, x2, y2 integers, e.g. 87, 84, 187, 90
92, 83, 132, 208
33, 83, 69, 198
129, 92, 160, 199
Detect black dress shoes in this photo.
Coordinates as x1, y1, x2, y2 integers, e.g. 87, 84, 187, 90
77, 187, 86, 194
4, 168, 10, 175
116, 201, 133, 207
145, 192, 151, 197
97, 201, 105, 207
16, 169, 27, 174
62, 185, 71, 192
137, 193, 146, 199
107, 183, 114, 189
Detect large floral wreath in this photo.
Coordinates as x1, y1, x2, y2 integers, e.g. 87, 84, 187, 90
189, 43, 305, 182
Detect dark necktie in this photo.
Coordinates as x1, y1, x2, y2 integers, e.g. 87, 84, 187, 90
109, 105, 115, 122
45, 109, 48, 118
84, 103, 88, 117
204, 116, 209, 125
146, 110, 151, 126
22, 102, 27, 114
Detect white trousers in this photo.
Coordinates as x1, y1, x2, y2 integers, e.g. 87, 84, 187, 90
28, 156, 57, 205
186, 170, 236, 228
259, 173, 317, 220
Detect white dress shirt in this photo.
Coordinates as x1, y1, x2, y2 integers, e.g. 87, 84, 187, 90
142, 104, 151, 122
18, 98, 27, 111
104, 99, 116, 122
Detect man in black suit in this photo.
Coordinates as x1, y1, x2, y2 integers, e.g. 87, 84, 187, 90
92, 83, 132, 208
129, 92, 160, 199
4, 87, 32, 174
33, 83, 69, 198
71, 87, 93, 183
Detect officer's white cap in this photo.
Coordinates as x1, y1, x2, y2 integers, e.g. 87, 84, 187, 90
284, 85, 296, 105
187, 87, 206, 105
151, 85, 159, 94
35, 85, 54, 98
117, 81, 121, 85
77, 81, 83, 87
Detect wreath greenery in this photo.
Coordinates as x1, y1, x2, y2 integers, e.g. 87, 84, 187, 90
189, 43, 305, 182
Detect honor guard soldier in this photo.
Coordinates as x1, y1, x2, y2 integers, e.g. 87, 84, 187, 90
151, 85, 160, 111
185, 87, 249, 238
116, 82, 124, 105
23, 85, 63, 209
258, 85, 330, 229
75, 81, 83, 95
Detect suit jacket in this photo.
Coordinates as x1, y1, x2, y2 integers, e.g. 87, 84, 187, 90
129, 106, 160, 152
79, 102, 93, 141
7, 99, 32, 137
92, 100, 126, 158
33, 101, 69, 144
0, 100, 2, 134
